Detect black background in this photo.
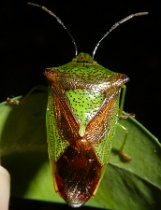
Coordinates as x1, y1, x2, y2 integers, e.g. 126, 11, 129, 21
0, 0, 161, 209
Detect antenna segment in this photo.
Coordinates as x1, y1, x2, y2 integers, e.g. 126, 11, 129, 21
92, 12, 148, 58
28, 2, 78, 56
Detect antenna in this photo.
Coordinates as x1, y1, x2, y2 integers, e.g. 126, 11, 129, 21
92, 12, 148, 58
28, 2, 78, 56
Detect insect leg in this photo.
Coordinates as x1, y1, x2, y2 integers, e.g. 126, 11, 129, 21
119, 85, 135, 119
119, 85, 126, 116
7, 85, 47, 105
117, 123, 132, 161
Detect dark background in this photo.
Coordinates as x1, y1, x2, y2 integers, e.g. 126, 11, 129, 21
0, 0, 161, 209
1, 1, 161, 145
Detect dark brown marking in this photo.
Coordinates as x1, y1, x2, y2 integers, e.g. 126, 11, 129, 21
54, 139, 102, 206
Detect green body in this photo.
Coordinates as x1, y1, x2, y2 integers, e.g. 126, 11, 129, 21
45, 52, 129, 207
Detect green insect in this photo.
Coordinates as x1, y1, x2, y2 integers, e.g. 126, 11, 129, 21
12, 3, 148, 207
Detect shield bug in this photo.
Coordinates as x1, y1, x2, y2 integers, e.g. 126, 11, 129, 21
30, 3, 148, 207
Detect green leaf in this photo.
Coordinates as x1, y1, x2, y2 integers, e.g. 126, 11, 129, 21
0, 87, 161, 210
